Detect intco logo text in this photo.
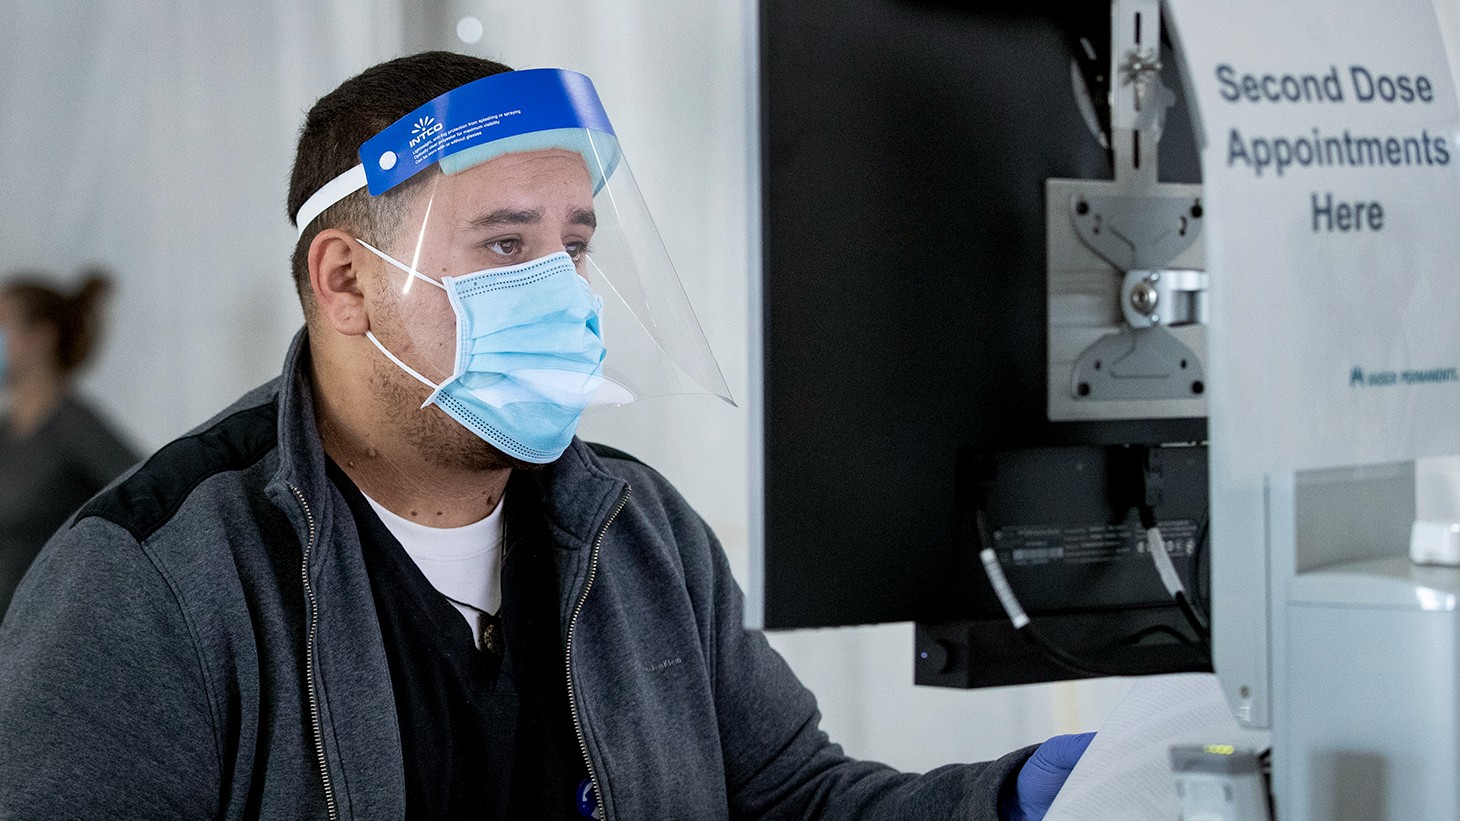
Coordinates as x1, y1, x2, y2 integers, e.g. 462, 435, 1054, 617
409, 116, 443, 147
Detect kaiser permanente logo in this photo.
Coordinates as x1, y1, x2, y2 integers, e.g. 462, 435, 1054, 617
409, 115, 443, 148
1350, 365, 1459, 387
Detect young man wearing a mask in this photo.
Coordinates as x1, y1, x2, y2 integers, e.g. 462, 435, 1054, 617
0, 52, 1090, 820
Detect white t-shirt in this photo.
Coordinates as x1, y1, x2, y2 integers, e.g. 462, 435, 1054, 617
363, 491, 505, 647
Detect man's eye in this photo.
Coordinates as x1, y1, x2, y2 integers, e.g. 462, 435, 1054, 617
487, 239, 521, 256
564, 241, 591, 262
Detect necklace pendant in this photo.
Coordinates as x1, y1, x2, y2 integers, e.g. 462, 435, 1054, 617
481, 619, 504, 655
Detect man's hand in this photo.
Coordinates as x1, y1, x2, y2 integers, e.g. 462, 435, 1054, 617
1001, 732, 1095, 821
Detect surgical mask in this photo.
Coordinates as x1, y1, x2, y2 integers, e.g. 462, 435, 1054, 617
359, 239, 620, 464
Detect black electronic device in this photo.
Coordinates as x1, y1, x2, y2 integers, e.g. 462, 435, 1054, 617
752, 1, 1212, 687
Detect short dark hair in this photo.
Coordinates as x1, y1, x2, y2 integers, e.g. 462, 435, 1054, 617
287, 51, 513, 312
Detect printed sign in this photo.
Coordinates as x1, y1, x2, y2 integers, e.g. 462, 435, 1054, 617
1167, 0, 1460, 475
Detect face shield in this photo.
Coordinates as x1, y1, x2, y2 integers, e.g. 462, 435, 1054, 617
294, 69, 731, 463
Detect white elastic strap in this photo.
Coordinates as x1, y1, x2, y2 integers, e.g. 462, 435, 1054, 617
355, 238, 448, 292
365, 331, 442, 409
295, 164, 369, 238
1145, 526, 1186, 598
979, 548, 1030, 630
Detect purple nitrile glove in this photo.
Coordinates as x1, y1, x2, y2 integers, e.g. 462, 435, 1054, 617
1000, 732, 1095, 821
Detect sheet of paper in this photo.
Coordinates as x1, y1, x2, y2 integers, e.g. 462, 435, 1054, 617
1043, 674, 1270, 821
1165, 0, 1460, 479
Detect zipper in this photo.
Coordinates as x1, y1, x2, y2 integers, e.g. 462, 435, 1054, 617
291, 483, 340, 821
566, 485, 630, 821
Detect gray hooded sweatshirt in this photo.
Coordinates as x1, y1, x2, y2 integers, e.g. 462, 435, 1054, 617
0, 332, 1031, 819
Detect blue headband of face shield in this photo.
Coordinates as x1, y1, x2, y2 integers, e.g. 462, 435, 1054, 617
293, 68, 621, 237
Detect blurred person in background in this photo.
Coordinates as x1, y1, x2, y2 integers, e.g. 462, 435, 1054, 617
0, 270, 138, 615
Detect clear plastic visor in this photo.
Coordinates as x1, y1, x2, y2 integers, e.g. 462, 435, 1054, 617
359, 129, 731, 410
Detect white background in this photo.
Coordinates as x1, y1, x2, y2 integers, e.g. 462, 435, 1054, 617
0, 0, 1129, 772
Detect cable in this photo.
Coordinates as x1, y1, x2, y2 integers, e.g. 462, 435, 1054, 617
975, 508, 1134, 679
1189, 510, 1210, 616
1133, 445, 1211, 643
1140, 519, 1210, 640
1123, 623, 1201, 647
966, 451, 1211, 677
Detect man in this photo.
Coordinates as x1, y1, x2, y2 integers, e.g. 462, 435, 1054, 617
0, 52, 1089, 819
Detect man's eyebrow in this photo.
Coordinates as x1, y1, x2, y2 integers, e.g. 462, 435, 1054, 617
569, 208, 597, 229
467, 207, 544, 230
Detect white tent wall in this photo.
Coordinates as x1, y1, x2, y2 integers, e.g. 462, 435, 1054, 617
0, 0, 1131, 776
0, 0, 405, 446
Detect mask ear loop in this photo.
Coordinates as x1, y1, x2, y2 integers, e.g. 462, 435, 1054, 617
363, 331, 446, 410
356, 238, 448, 293
356, 238, 454, 410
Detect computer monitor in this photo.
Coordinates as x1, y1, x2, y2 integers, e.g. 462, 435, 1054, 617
750, 2, 1212, 686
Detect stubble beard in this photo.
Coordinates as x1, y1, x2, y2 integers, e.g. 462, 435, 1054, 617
369, 352, 541, 473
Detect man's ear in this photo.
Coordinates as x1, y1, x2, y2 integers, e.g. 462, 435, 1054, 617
308, 229, 371, 336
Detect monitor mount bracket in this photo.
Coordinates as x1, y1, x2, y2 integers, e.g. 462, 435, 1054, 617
1059, 0, 1209, 406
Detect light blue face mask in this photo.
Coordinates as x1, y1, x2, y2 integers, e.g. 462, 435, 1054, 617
358, 239, 621, 464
